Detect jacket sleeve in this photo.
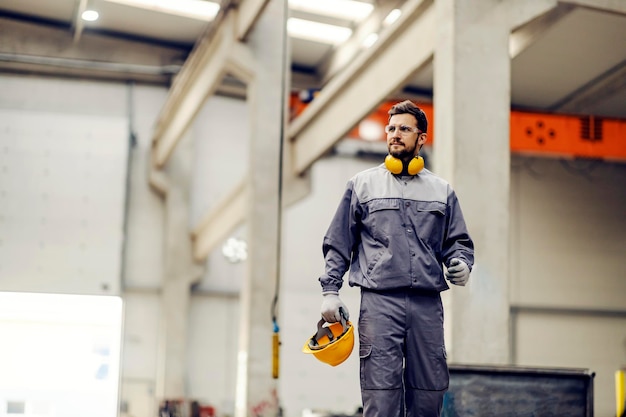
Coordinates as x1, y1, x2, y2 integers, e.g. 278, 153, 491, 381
442, 188, 475, 270
319, 181, 361, 293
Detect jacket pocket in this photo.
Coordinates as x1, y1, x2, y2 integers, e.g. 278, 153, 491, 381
369, 198, 400, 213
365, 199, 401, 244
365, 250, 383, 274
414, 201, 446, 246
415, 201, 445, 216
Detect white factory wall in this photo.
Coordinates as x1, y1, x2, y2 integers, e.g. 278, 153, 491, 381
509, 156, 626, 416
0, 75, 129, 295
0, 74, 625, 417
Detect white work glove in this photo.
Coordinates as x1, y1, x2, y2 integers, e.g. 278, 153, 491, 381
320, 292, 349, 323
445, 258, 470, 286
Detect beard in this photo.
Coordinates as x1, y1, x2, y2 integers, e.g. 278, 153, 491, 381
389, 144, 417, 161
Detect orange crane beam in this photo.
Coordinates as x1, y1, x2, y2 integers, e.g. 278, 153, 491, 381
290, 94, 626, 162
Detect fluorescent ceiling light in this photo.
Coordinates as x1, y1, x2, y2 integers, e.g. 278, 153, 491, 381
289, 0, 374, 22
288, 18, 352, 45
81, 10, 100, 21
361, 32, 378, 48
102, 0, 220, 21
383, 8, 402, 26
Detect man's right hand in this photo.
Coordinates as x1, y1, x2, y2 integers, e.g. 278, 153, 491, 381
321, 293, 349, 323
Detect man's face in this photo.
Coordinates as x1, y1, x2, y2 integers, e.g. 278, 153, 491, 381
386, 113, 426, 160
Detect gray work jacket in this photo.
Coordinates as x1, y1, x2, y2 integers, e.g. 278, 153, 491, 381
320, 164, 474, 293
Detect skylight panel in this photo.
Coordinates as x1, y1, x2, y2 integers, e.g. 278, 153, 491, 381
103, 0, 220, 21
289, 0, 374, 22
287, 18, 353, 45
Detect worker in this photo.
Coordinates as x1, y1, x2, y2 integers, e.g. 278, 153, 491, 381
318, 100, 474, 417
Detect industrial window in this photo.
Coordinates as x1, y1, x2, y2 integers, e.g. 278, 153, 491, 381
0, 292, 123, 417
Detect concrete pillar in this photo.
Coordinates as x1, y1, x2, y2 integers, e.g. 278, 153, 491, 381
434, 0, 513, 365
434, 0, 558, 365
155, 133, 203, 400
234, 0, 288, 416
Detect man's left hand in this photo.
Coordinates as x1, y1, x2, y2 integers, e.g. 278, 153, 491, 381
445, 258, 470, 286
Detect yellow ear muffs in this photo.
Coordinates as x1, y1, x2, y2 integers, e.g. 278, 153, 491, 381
407, 155, 424, 175
384, 154, 403, 174
385, 155, 424, 175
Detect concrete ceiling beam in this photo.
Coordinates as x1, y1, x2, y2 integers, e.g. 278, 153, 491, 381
550, 59, 626, 112
288, 0, 435, 175
188, 41, 256, 262
509, 3, 574, 59
236, 0, 270, 41
151, 0, 263, 168
152, 13, 237, 168
318, 0, 404, 85
0, 19, 186, 83
192, 180, 249, 262
159, 1, 270, 262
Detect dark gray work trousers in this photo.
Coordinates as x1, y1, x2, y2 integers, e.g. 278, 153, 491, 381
358, 288, 448, 417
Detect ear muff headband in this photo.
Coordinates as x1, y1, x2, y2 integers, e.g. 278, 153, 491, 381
385, 155, 424, 175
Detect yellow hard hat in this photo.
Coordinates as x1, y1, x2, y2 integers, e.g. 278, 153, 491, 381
302, 310, 354, 367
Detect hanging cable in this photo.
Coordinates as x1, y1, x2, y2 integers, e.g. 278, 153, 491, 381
271, 0, 289, 380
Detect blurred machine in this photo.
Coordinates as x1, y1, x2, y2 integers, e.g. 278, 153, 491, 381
443, 364, 594, 417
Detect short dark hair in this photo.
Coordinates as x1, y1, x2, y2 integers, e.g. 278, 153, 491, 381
388, 100, 428, 133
